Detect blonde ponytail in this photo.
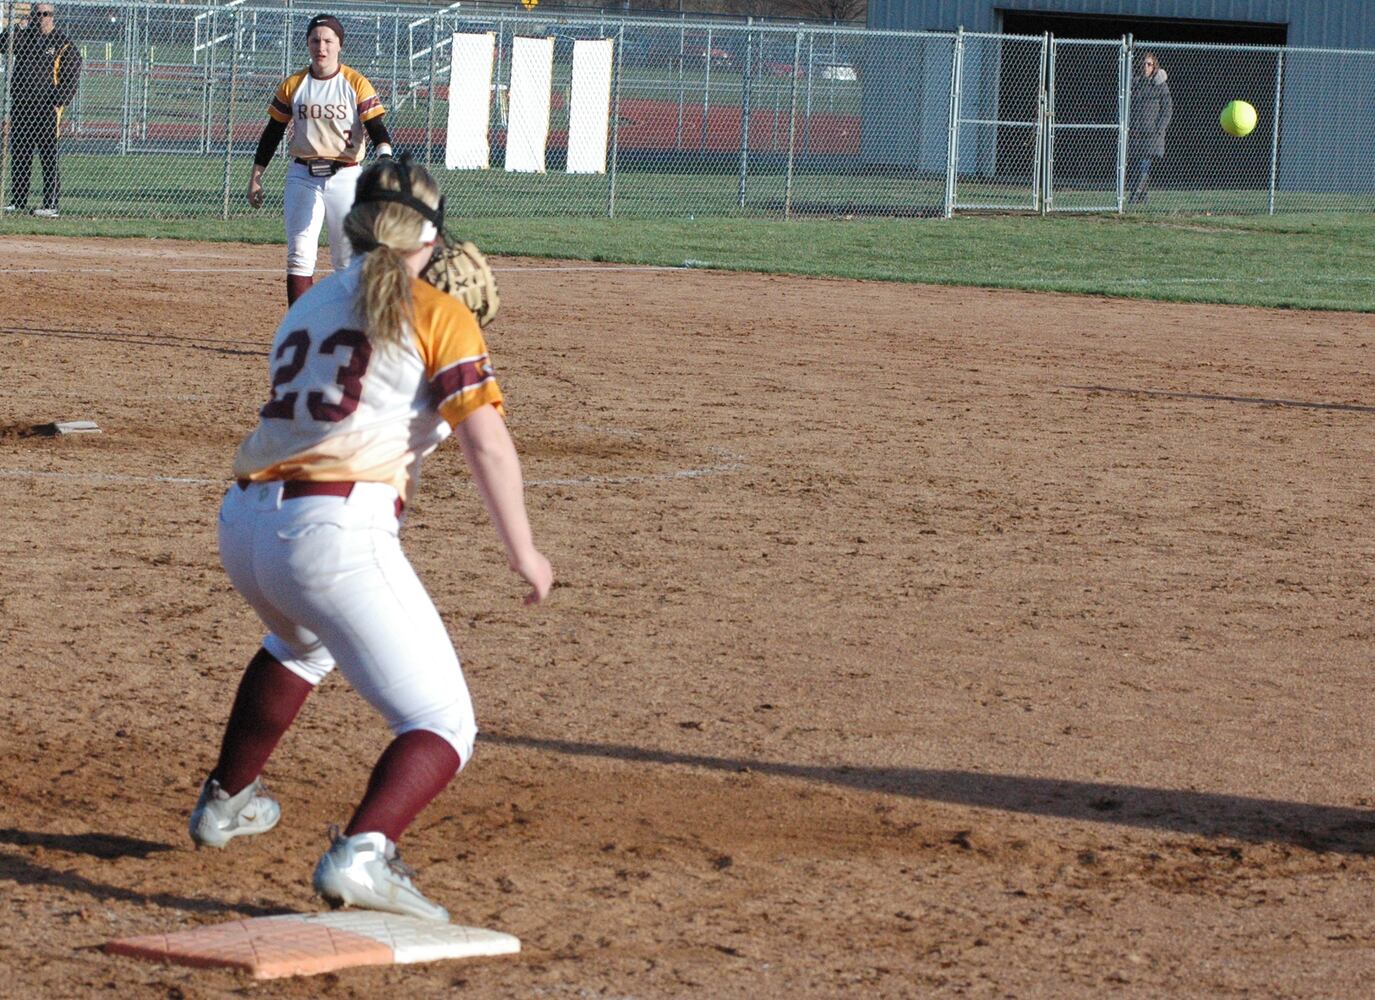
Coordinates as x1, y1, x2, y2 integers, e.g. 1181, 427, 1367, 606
357, 246, 414, 351
343, 159, 443, 351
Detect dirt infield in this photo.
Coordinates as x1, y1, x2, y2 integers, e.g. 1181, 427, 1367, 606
1, 236, 1372, 999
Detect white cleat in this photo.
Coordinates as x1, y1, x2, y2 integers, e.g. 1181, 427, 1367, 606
188, 777, 281, 848
312, 828, 450, 923
32, 207, 59, 218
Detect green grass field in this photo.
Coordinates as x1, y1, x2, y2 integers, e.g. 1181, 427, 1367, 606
3, 153, 1371, 312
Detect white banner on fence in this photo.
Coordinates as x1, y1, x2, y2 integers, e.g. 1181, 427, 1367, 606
567, 38, 614, 175
445, 32, 495, 170
505, 35, 554, 174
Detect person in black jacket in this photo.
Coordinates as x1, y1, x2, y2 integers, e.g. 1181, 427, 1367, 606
1127, 51, 1172, 206
2, 3, 82, 217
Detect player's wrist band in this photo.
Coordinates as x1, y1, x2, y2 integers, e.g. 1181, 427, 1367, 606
377, 143, 393, 159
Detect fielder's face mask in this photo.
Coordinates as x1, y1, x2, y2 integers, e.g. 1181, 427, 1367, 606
354, 154, 445, 247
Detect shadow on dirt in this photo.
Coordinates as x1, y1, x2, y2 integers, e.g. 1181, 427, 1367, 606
1067, 384, 1375, 413
486, 733, 1375, 856
0, 831, 290, 916
0, 828, 172, 860
0, 325, 264, 357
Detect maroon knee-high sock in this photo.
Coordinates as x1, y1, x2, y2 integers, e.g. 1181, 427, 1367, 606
286, 274, 313, 304
345, 730, 461, 844
210, 647, 314, 795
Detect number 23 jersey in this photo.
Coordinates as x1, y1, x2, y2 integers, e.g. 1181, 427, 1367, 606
234, 261, 504, 504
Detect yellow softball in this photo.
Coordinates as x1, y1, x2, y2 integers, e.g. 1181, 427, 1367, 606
1220, 100, 1258, 137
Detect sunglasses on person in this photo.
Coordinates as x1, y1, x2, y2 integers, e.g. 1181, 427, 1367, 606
35, 9, 55, 17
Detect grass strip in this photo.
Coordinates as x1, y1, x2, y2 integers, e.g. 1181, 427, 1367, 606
4, 210, 1370, 313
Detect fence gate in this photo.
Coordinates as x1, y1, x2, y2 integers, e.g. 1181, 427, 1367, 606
949, 31, 1046, 213
1044, 37, 1126, 213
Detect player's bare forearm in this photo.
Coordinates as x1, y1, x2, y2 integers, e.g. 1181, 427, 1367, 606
455, 405, 552, 603
247, 163, 267, 208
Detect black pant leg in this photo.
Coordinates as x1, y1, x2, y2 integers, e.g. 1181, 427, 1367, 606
35, 106, 60, 210
9, 107, 39, 207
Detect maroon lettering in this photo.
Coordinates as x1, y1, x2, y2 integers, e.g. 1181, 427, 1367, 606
295, 103, 353, 123
260, 329, 311, 419
261, 328, 375, 423
308, 329, 372, 421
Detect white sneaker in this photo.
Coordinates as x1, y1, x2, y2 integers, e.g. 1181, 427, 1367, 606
2, 204, 16, 213
32, 207, 59, 218
189, 777, 281, 848
312, 828, 450, 923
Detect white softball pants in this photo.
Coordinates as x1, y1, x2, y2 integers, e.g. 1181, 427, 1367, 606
283, 160, 361, 278
217, 480, 477, 764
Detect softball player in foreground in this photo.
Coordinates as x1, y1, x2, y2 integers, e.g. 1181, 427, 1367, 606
249, 14, 393, 304
191, 158, 553, 922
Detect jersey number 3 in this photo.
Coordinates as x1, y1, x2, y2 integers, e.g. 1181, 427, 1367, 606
260, 328, 373, 421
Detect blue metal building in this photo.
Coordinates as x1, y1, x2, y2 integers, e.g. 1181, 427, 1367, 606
868, 1, 1375, 51
858, 0, 1375, 202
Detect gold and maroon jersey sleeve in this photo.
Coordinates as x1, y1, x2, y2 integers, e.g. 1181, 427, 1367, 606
411, 280, 504, 427
344, 65, 385, 123
268, 69, 308, 123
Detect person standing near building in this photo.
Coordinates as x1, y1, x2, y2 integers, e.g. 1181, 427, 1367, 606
1127, 50, 1172, 206
248, 14, 394, 304
1, 3, 82, 217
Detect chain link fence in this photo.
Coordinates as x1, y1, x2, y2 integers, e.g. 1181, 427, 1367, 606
2, 1, 1372, 221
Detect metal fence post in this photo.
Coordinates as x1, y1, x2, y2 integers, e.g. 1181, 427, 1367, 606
496, 13, 506, 114
424, 14, 438, 165
222, 13, 241, 220
121, 9, 135, 154
72, 43, 84, 135
1268, 49, 1284, 215
699, 26, 711, 152
737, 21, 753, 209
390, 14, 400, 109
802, 30, 813, 155
828, 27, 836, 110
1034, 34, 1045, 213
1043, 32, 1055, 213
769, 74, 778, 151
1119, 33, 1133, 212
282, 6, 291, 80
207, 10, 220, 157
1, 0, 15, 209
944, 27, 964, 218
784, 31, 800, 220
200, 51, 212, 155
1115, 35, 1129, 212
608, 26, 623, 218
676, 12, 684, 149
140, 34, 151, 141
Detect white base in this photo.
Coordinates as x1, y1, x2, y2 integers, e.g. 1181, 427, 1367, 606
40, 420, 101, 435
269, 911, 521, 964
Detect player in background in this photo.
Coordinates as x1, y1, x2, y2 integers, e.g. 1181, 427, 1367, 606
0, 3, 82, 217
248, 14, 393, 304
190, 157, 553, 922
1127, 50, 1172, 206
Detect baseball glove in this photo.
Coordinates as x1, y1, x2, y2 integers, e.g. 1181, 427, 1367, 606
421, 239, 500, 328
